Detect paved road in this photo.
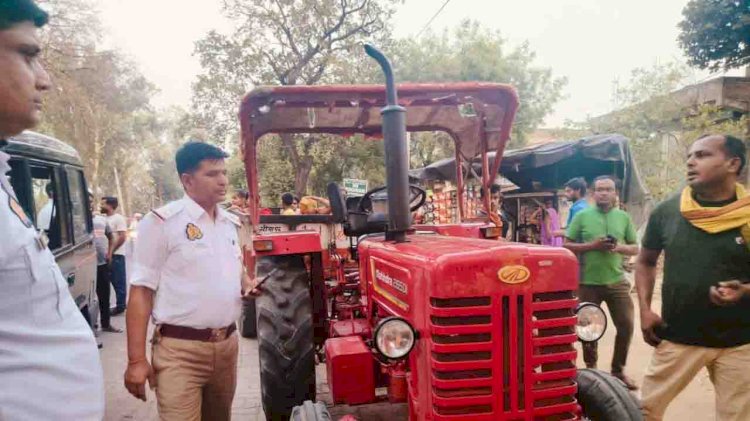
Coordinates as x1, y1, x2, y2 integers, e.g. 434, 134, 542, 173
101, 289, 715, 420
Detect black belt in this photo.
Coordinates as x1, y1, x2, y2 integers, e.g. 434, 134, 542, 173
159, 323, 236, 342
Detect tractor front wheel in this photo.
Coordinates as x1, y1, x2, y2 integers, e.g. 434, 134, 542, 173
576, 369, 642, 420
256, 255, 316, 421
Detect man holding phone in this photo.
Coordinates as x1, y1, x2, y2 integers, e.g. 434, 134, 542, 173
636, 134, 750, 421
565, 175, 639, 389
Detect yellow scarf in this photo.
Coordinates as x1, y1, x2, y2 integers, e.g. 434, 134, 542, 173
680, 184, 750, 248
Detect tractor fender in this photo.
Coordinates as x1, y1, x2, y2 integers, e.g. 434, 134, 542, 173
253, 231, 323, 256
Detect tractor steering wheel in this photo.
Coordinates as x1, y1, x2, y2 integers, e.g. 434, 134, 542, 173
358, 185, 427, 213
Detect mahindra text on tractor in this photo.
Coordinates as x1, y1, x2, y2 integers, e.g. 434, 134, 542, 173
236, 45, 642, 421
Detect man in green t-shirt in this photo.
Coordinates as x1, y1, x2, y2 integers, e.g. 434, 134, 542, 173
565, 176, 639, 389
637, 134, 750, 421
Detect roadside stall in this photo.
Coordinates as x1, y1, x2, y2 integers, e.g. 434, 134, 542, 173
409, 133, 654, 243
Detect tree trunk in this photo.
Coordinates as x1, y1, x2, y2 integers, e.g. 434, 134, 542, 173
294, 156, 314, 198
280, 133, 320, 197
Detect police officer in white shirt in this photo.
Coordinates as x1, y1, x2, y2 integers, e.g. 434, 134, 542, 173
0, 2, 104, 419
124, 141, 251, 421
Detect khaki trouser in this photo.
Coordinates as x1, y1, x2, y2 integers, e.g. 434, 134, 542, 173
642, 340, 750, 421
152, 332, 239, 421
578, 280, 634, 374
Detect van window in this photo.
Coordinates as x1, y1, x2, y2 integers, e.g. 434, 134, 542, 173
66, 168, 90, 242
29, 165, 70, 250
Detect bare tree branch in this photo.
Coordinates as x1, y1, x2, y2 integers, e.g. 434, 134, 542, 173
272, 0, 302, 58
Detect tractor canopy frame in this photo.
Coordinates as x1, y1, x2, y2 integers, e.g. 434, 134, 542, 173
239, 83, 519, 228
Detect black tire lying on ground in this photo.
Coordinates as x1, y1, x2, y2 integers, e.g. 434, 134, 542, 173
238, 298, 257, 338
256, 255, 316, 421
576, 368, 642, 421
290, 401, 332, 421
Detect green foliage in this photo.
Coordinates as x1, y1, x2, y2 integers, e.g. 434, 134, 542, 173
252, 134, 386, 207
409, 132, 454, 169
35, 0, 191, 214
391, 20, 567, 147
192, 0, 400, 145
192, 0, 399, 196
256, 136, 295, 207
193, 8, 564, 196
678, 0, 750, 72
576, 62, 749, 199
306, 134, 386, 196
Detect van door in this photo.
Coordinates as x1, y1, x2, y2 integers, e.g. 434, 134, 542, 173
63, 167, 96, 315
8, 159, 91, 312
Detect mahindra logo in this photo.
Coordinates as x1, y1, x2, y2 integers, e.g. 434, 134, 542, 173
497, 265, 530, 284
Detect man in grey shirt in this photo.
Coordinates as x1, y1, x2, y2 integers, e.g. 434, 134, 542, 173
92, 194, 121, 332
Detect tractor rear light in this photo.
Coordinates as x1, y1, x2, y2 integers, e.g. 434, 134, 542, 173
374, 317, 416, 360
253, 240, 274, 252
481, 226, 503, 238
575, 302, 608, 342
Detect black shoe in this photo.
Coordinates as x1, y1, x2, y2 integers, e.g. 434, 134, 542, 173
110, 307, 126, 316
102, 325, 123, 333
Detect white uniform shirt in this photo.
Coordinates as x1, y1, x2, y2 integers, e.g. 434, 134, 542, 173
0, 149, 104, 421
108, 213, 128, 256
36, 199, 54, 230
130, 195, 243, 329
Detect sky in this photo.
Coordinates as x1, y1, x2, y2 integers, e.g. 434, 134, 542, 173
97, 0, 743, 127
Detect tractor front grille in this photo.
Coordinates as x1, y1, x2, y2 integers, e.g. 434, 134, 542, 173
428, 291, 578, 420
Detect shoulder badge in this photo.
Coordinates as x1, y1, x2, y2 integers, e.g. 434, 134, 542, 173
151, 200, 185, 222
150, 208, 165, 221
186, 223, 203, 241
9, 194, 32, 228
2, 182, 32, 228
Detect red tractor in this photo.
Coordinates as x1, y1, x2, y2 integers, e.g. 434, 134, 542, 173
238, 45, 641, 421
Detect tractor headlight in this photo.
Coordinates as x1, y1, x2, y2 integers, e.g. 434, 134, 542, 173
575, 302, 607, 343
374, 317, 416, 359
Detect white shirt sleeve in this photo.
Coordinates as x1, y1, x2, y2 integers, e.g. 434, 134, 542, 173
129, 214, 167, 290
110, 214, 127, 232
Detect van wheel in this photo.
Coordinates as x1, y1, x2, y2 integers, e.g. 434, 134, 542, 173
290, 401, 331, 421
577, 369, 642, 420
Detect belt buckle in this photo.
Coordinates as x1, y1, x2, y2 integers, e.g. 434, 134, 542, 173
209, 328, 225, 342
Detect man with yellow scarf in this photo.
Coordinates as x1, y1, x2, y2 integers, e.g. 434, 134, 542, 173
636, 134, 750, 421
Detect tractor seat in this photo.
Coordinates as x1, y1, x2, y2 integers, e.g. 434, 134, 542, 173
327, 182, 388, 237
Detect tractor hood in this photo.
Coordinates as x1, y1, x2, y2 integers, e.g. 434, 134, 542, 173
239, 83, 518, 160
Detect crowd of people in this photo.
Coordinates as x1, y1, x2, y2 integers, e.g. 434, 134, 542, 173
481, 140, 750, 418
1, 1, 750, 420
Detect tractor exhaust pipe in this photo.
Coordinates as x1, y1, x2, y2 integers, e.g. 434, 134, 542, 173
364, 44, 410, 243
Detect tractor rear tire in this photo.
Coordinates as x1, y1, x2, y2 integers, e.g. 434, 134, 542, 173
576, 369, 642, 421
290, 401, 332, 421
238, 298, 257, 338
256, 255, 316, 421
